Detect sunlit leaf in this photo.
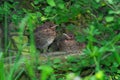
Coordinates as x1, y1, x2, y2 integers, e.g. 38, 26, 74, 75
95, 71, 105, 80
38, 65, 54, 80
105, 16, 114, 22
109, 10, 120, 14
47, 0, 56, 7
66, 73, 76, 80
95, 0, 100, 3
107, 0, 114, 4
41, 16, 47, 21
58, 3, 65, 9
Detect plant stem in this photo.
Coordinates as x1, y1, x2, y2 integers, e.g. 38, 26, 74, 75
94, 56, 100, 71
4, 2, 8, 53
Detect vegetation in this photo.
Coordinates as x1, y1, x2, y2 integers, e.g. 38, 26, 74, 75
0, 0, 120, 80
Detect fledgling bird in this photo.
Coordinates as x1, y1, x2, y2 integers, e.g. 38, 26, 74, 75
58, 33, 85, 53
34, 22, 57, 53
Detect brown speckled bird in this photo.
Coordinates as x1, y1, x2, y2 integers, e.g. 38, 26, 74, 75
58, 33, 85, 53
34, 22, 57, 52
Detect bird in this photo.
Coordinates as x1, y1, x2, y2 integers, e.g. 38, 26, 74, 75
58, 33, 85, 53
34, 22, 57, 53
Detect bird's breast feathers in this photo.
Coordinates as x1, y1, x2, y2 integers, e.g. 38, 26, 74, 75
47, 37, 55, 45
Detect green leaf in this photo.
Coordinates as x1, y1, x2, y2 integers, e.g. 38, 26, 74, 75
12, 14, 18, 19
36, 12, 42, 17
95, 0, 100, 3
95, 71, 105, 80
47, 0, 56, 7
0, 52, 5, 80
41, 16, 48, 21
38, 65, 54, 80
66, 73, 76, 80
105, 16, 114, 22
34, 0, 40, 5
44, 6, 52, 13
109, 10, 120, 14
58, 3, 65, 9
107, 0, 114, 4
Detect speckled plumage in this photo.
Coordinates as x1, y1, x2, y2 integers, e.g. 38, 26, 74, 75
58, 33, 85, 53
34, 22, 57, 52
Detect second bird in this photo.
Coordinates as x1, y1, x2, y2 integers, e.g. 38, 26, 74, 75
58, 33, 85, 53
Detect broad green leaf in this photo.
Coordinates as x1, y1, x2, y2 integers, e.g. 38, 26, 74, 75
95, 71, 104, 80
41, 16, 47, 21
47, 0, 56, 7
109, 10, 120, 14
58, 3, 65, 9
105, 16, 114, 22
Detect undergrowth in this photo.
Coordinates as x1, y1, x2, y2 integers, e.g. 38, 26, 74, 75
0, 0, 120, 80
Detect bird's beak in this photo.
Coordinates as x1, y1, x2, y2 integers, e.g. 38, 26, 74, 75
51, 25, 58, 29
63, 33, 71, 39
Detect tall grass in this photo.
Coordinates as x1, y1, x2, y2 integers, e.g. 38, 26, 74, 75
0, 52, 5, 80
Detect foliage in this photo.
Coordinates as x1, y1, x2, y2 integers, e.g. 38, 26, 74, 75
0, 0, 120, 80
